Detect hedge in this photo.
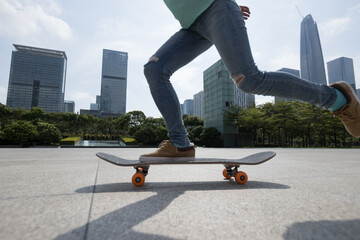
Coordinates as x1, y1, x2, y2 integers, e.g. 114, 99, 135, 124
60, 137, 81, 145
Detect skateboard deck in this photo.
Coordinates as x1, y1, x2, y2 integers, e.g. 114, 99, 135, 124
96, 151, 276, 187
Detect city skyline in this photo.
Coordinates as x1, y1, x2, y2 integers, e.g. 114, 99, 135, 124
0, 0, 360, 117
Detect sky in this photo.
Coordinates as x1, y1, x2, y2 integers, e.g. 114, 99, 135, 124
0, 0, 360, 118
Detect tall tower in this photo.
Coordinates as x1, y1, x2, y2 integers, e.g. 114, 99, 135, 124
327, 57, 356, 91
100, 49, 128, 116
300, 14, 327, 85
6, 44, 67, 112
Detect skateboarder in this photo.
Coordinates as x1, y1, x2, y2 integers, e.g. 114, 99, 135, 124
141, 0, 360, 159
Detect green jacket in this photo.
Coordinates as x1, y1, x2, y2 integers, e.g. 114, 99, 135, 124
164, 0, 237, 29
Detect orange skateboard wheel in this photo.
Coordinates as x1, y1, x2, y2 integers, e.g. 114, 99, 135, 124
223, 169, 232, 179
235, 171, 248, 185
132, 172, 145, 187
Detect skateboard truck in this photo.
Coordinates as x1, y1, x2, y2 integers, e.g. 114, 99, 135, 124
132, 166, 149, 187
131, 164, 248, 187
223, 165, 248, 184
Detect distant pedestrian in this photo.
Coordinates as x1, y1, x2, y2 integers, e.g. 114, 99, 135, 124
141, 0, 360, 160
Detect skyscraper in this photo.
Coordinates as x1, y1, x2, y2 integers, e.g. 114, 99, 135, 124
100, 49, 128, 116
327, 57, 356, 91
64, 100, 75, 113
183, 99, 194, 116
6, 44, 67, 112
300, 14, 327, 85
203, 60, 237, 147
234, 87, 255, 107
193, 91, 204, 119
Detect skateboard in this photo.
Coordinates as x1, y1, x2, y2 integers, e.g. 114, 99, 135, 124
96, 151, 276, 187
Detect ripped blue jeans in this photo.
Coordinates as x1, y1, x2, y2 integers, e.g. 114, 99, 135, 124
144, 0, 337, 146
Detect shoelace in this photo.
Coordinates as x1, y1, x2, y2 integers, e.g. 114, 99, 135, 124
157, 140, 170, 150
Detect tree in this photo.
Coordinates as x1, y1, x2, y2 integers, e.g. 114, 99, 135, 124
189, 126, 204, 142
134, 126, 157, 145
127, 111, 146, 127
22, 107, 45, 122
183, 115, 204, 128
3, 120, 38, 147
200, 127, 222, 147
127, 111, 147, 136
0, 104, 12, 126
36, 122, 62, 145
113, 114, 131, 135
133, 116, 168, 145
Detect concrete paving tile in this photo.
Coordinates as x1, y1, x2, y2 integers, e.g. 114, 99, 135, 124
0, 148, 99, 240
0, 148, 99, 199
0, 195, 91, 240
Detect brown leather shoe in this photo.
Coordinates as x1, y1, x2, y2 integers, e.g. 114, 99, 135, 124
330, 81, 360, 138
139, 140, 195, 161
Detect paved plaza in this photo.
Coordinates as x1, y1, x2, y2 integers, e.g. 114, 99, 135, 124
0, 147, 359, 240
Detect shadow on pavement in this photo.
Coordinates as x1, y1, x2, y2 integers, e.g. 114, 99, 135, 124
55, 181, 289, 240
55, 189, 180, 240
77, 180, 290, 194
283, 219, 360, 240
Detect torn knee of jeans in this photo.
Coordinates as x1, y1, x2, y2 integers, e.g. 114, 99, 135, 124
232, 73, 245, 87
149, 56, 159, 62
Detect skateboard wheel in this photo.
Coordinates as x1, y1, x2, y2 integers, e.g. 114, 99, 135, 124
132, 173, 145, 187
235, 171, 248, 185
223, 169, 232, 179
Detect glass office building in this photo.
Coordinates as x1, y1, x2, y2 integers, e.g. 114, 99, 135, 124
64, 100, 75, 113
203, 60, 237, 147
204, 59, 254, 147
194, 91, 204, 119
6, 44, 67, 112
327, 57, 356, 91
300, 14, 327, 85
183, 99, 194, 116
234, 87, 255, 108
100, 49, 128, 116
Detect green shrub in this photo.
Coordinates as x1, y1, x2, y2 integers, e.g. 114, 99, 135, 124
36, 122, 62, 144
122, 137, 137, 145
60, 136, 81, 145
3, 120, 38, 147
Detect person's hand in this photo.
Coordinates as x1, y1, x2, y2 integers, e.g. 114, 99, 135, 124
239, 6, 251, 20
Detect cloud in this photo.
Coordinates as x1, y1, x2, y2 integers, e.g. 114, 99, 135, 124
256, 96, 274, 106
268, 47, 300, 71
320, 16, 351, 37
66, 89, 93, 109
0, 0, 72, 40
172, 66, 204, 98
320, 3, 360, 37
